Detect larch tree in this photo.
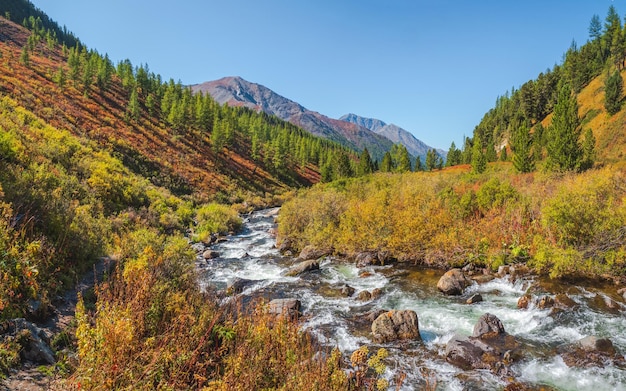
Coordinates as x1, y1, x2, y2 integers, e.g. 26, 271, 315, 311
546, 82, 582, 172
604, 69, 623, 115
511, 124, 535, 173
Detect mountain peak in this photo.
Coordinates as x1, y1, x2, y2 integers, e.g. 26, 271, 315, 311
193, 78, 395, 160
339, 114, 387, 133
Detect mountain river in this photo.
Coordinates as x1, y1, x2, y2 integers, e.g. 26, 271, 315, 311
197, 208, 626, 390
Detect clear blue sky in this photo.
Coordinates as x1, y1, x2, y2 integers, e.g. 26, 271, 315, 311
30, 0, 621, 149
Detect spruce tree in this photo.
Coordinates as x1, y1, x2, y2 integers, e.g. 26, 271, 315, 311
604, 70, 623, 115
357, 148, 374, 176
546, 82, 582, 172
511, 124, 535, 173
446, 141, 462, 167
380, 152, 393, 173
425, 149, 438, 171
471, 136, 487, 174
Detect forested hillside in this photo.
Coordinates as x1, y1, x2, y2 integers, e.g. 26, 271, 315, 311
445, 5, 626, 172
0, 8, 361, 202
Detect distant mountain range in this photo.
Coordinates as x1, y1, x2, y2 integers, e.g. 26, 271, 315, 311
191, 77, 441, 162
339, 114, 445, 161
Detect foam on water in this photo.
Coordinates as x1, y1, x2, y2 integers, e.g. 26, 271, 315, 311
199, 208, 626, 390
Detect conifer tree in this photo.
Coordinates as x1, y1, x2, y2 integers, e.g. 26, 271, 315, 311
471, 135, 487, 174
54, 65, 66, 89
445, 141, 462, 167
546, 82, 582, 172
357, 148, 374, 176
391, 144, 411, 173
500, 146, 508, 162
127, 89, 140, 121
414, 156, 423, 172
511, 124, 535, 173
604, 69, 623, 115
380, 152, 393, 173
425, 149, 438, 171
19, 45, 29, 66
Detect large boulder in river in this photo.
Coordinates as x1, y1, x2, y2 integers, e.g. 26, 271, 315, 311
473, 313, 505, 338
446, 313, 522, 375
559, 336, 625, 368
371, 310, 421, 343
437, 268, 471, 295
268, 298, 301, 319
285, 259, 320, 276
298, 245, 331, 261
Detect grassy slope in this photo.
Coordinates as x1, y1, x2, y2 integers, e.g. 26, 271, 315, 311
0, 17, 316, 202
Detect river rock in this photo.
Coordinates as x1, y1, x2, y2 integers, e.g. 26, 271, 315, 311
371, 288, 383, 299
536, 295, 555, 309
517, 294, 531, 309
298, 245, 331, 261
446, 313, 521, 374
559, 336, 625, 368
355, 252, 376, 267
473, 313, 505, 338
466, 293, 483, 304
268, 298, 301, 319
554, 293, 577, 309
226, 278, 256, 294
617, 287, 626, 301
371, 310, 421, 343
277, 237, 293, 253
357, 290, 372, 301
340, 284, 356, 297
437, 268, 471, 295
285, 259, 320, 276
202, 250, 220, 260
191, 242, 206, 253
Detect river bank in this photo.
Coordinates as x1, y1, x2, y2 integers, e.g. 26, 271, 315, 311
197, 208, 626, 390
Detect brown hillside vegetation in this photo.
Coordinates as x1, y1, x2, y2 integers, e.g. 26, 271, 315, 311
0, 17, 316, 202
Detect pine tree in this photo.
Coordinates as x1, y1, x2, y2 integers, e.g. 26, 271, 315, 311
471, 135, 486, 174
19, 45, 29, 66
127, 89, 141, 121
546, 82, 582, 172
604, 70, 623, 115
391, 144, 411, 173
357, 148, 374, 176
380, 152, 393, 173
445, 141, 462, 167
54, 65, 66, 89
511, 124, 535, 173
425, 149, 438, 171
500, 146, 508, 162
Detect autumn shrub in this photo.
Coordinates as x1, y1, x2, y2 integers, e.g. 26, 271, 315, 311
205, 302, 348, 391
193, 203, 243, 242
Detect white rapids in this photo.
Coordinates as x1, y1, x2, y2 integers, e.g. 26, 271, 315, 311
198, 208, 626, 391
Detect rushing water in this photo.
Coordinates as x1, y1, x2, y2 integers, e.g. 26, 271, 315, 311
198, 208, 626, 390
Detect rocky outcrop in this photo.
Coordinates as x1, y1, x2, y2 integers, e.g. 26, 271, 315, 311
445, 313, 521, 374
437, 269, 471, 295
371, 310, 421, 343
285, 259, 320, 277
268, 299, 301, 319
1, 319, 55, 365
357, 291, 372, 301
559, 336, 625, 368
